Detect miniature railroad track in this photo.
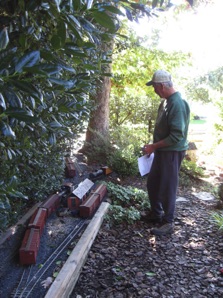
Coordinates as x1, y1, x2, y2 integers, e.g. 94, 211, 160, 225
11, 219, 87, 298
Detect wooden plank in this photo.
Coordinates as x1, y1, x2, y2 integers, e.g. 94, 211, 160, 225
0, 202, 42, 247
45, 202, 110, 298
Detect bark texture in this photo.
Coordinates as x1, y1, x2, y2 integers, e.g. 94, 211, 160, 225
85, 75, 111, 144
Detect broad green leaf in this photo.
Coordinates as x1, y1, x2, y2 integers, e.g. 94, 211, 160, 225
91, 11, 116, 31
0, 93, 6, 110
64, 48, 87, 57
100, 33, 112, 42
0, 28, 9, 50
15, 51, 40, 73
101, 5, 125, 16
8, 176, 18, 188
24, 64, 62, 76
0, 201, 7, 210
40, 49, 56, 61
8, 79, 43, 101
57, 20, 66, 47
53, 272, 59, 278
70, 112, 79, 119
48, 78, 75, 89
0, 122, 15, 138
7, 149, 12, 160
0, 198, 11, 210
8, 190, 28, 199
86, 0, 93, 9
49, 132, 56, 145
4, 108, 39, 123
82, 64, 97, 70
59, 64, 76, 73
19, 34, 27, 48
49, 120, 63, 128
54, 0, 61, 12
73, 0, 81, 11
66, 16, 83, 41
58, 105, 70, 113
48, 1, 61, 16
80, 18, 96, 32
68, 15, 81, 29
85, 31, 99, 44
29, 97, 36, 109
0, 48, 17, 69
80, 41, 96, 49
3, 90, 22, 108
26, 0, 40, 11
51, 35, 63, 50
7, 148, 19, 160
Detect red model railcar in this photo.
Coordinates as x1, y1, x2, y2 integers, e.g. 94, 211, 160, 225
67, 195, 84, 212
79, 192, 100, 218
65, 157, 76, 178
79, 183, 108, 218
41, 193, 60, 217
19, 228, 40, 265
28, 207, 47, 235
91, 183, 107, 202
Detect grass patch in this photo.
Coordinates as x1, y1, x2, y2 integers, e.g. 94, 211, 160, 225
190, 119, 207, 124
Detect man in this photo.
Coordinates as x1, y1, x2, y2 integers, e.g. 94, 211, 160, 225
143, 70, 190, 236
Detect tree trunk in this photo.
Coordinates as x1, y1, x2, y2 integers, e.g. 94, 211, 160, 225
82, 40, 113, 154
85, 75, 111, 144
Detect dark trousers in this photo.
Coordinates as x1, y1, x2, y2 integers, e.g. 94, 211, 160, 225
147, 151, 185, 223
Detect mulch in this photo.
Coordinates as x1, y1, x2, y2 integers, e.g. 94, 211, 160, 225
70, 174, 223, 297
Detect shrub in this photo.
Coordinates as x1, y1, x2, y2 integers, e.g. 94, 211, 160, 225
105, 182, 149, 225
211, 212, 223, 231
108, 145, 139, 177
107, 124, 148, 177
179, 159, 205, 188
181, 159, 204, 178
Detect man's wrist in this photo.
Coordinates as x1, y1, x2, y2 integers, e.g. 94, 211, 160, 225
153, 140, 167, 150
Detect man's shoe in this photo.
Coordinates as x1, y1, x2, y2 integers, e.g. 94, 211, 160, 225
151, 223, 174, 236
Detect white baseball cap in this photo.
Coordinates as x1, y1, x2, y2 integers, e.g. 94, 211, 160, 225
146, 70, 172, 86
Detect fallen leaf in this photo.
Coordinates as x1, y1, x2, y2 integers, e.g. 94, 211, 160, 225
41, 277, 53, 289
146, 272, 156, 277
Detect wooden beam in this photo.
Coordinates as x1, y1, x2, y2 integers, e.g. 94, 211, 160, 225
45, 202, 110, 298
0, 202, 42, 247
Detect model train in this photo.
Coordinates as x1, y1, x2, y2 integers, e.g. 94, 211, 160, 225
19, 180, 108, 265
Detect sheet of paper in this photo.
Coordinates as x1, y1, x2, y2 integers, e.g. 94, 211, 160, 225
72, 178, 94, 198
138, 153, 154, 176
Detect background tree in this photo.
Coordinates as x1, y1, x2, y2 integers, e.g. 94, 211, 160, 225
82, 0, 194, 157
110, 28, 190, 127
185, 67, 223, 163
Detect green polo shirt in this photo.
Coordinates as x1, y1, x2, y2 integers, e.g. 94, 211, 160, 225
153, 92, 190, 151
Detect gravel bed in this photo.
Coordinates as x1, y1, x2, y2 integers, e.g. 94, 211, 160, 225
0, 153, 90, 298
0, 212, 86, 298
